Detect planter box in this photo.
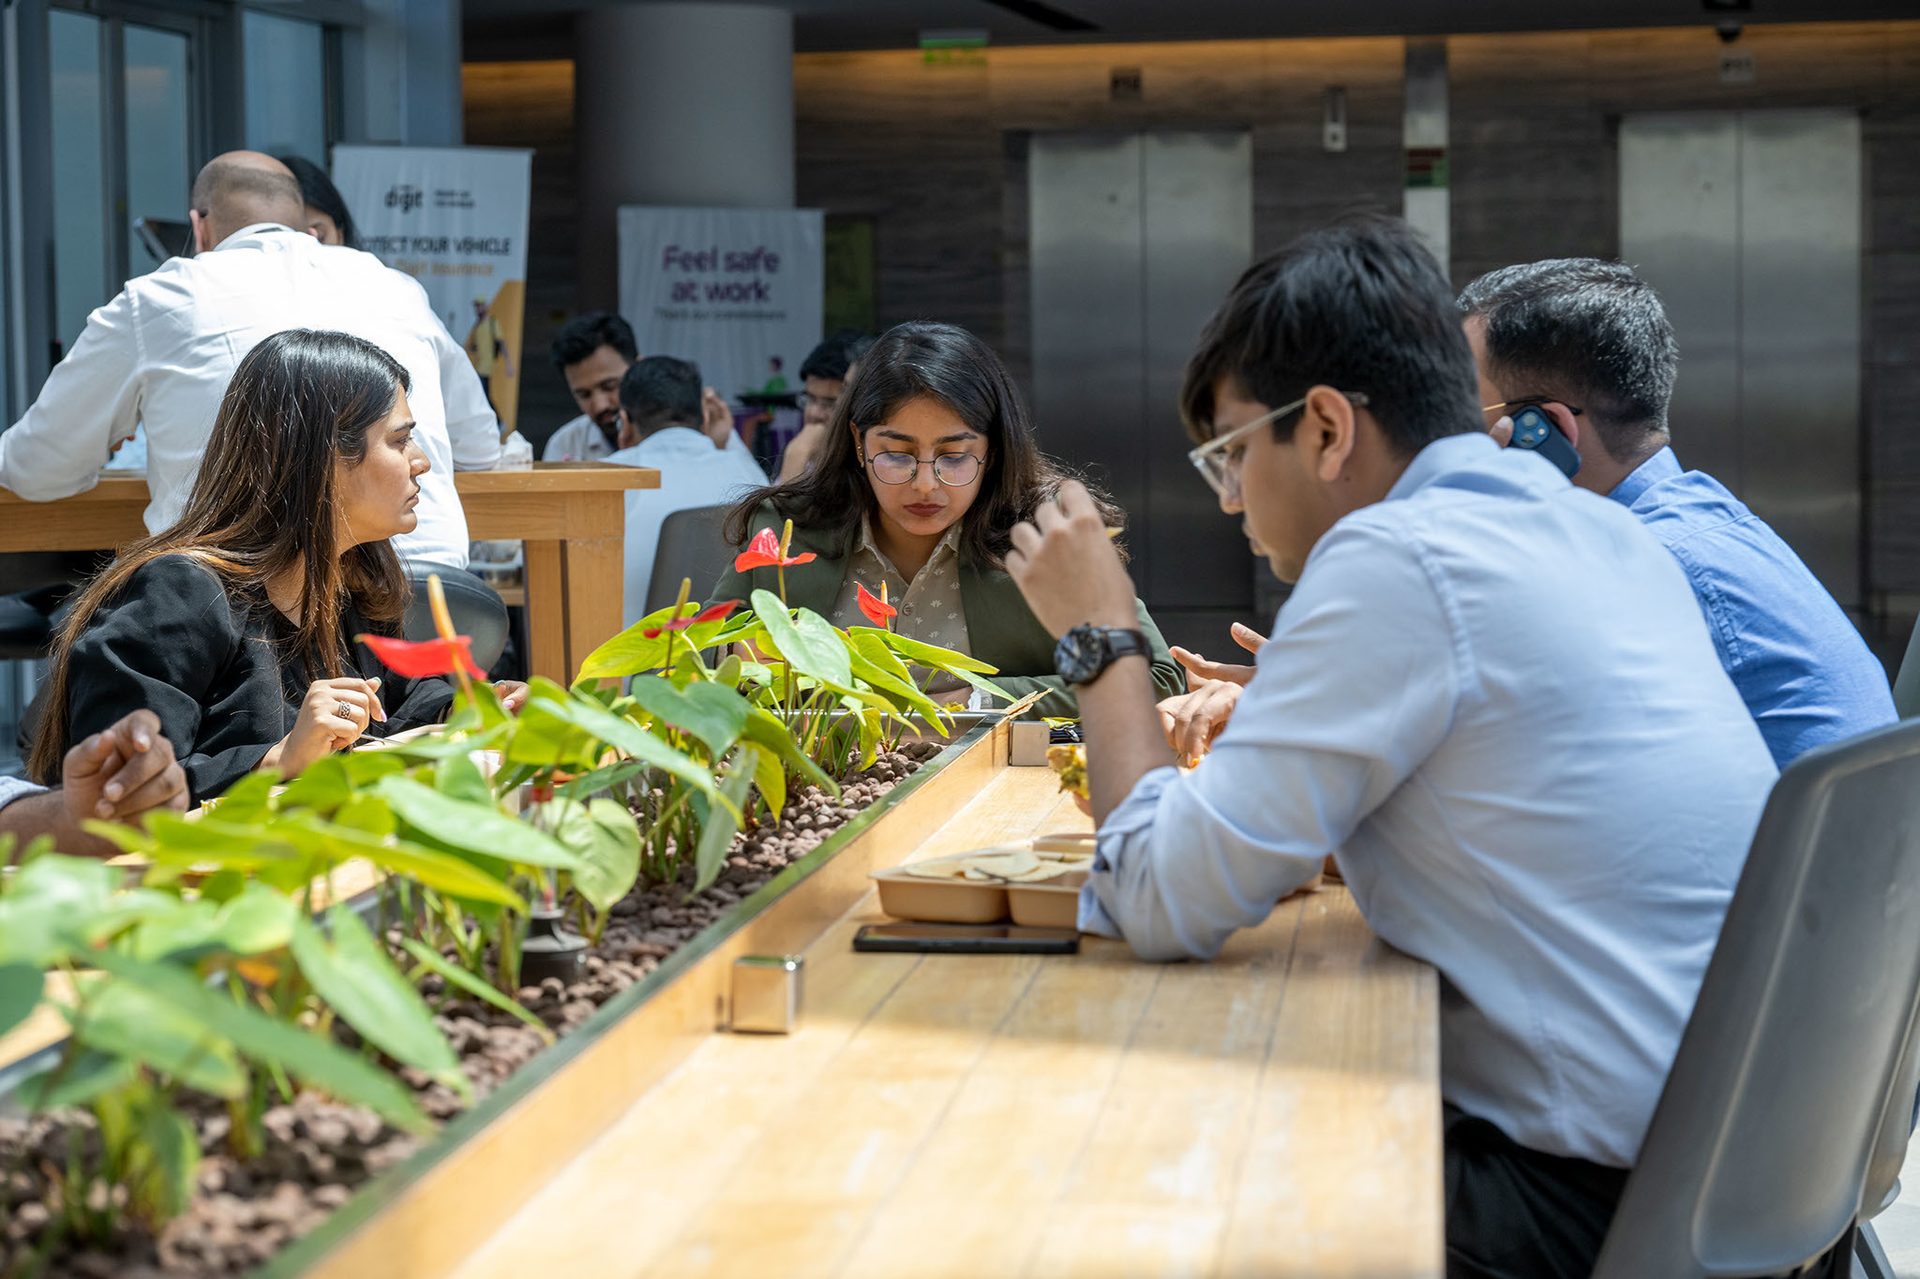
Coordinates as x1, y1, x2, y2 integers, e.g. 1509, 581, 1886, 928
249, 714, 1013, 1279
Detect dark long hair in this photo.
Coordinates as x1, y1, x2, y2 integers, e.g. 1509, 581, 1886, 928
29, 330, 410, 782
280, 155, 359, 249
723, 321, 1122, 566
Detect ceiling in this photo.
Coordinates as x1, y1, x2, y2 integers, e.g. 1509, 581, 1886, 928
462, 0, 1920, 56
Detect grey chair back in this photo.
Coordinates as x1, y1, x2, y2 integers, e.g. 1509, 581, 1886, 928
645, 504, 734, 616
401, 564, 509, 674
1592, 718, 1920, 1279
1893, 614, 1920, 720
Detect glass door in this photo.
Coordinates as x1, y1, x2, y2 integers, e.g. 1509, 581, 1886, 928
46, 5, 200, 358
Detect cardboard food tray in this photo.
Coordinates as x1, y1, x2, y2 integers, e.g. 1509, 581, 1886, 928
871, 833, 1096, 927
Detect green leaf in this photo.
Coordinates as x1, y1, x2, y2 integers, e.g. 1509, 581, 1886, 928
750, 738, 786, 820
86, 948, 431, 1133
851, 625, 1000, 674
375, 776, 579, 871
198, 771, 279, 824
553, 691, 730, 808
198, 868, 247, 904
278, 756, 354, 815
846, 647, 947, 723
135, 1102, 201, 1222
624, 677, 750, 758
752, 591, 853, 688
70, 979, 247, 1098
291, 909, 469, 1099
554, 758, 650, 801
333, 791, 397, 839
0, 963, 44, 1040
0, 855, 123, 965
434, 753, 494, 806
21, 1049, 138, 1110
552, 798, 642, 914
271, 811, 527, 911
741, 707, 840, 797
573, 611, 677, 681
400, 938, 553, 1043
693, 745, 761, 896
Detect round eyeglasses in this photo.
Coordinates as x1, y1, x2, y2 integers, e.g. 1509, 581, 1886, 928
866, 451, 984, 487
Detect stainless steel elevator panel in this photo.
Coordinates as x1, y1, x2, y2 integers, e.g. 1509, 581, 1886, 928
1142, 132, 1256, 611
1619, 111, 1862, 607
1030, 131, 1254, 650
1739, 111, 1861, 606
1030, 134, 1147, 536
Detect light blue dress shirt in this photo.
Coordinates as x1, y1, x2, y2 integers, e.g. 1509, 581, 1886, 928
605, 427, 768, 626
1609, 446, 1894, 768
1082, 433, 1778, 1168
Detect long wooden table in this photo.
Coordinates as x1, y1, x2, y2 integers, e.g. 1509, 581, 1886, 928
0, 463, 657, 685
450, 767, 1444, 1279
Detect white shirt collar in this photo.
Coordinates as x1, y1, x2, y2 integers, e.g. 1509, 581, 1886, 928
212, 222, 304, 251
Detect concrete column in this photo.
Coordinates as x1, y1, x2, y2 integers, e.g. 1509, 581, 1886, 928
574, 2, 794, 309
1402, 37, 1450, 277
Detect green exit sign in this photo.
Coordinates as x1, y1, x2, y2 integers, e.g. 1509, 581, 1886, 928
921, 28, 987, 67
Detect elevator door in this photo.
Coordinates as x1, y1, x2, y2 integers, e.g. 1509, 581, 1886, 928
1619, 110, 1862, 608
1029, 132, 1254, 653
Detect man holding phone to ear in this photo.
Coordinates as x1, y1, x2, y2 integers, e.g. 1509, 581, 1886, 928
1164, 257, 1893, 771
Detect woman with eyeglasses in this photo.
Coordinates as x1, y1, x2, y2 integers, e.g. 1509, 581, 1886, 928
713, 321, 1183, 715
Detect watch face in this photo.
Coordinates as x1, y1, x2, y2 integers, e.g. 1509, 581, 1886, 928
1054, 625, 1105, 685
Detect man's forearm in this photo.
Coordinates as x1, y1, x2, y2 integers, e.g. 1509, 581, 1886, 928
1077, 655, 1180, 824
0, 791, 100, 856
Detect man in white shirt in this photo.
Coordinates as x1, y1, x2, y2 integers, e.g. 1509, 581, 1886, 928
542, 312, 637, 463
606, 356, 768, 625
1002, 216, 1778, 1277
0, 151, 500, 569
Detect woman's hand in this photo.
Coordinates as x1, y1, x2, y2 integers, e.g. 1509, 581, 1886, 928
263, 676, 384, 776
492, 680, 529, 713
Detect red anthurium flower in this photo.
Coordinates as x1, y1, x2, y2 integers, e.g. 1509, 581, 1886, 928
855, 581, 897, 628
358, 632, 485, 679
642, 599, 739, 639
732, 525, 817, 573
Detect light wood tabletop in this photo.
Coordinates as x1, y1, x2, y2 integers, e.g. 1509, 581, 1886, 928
0, 463, 658, 684
452, 766, 1444, 1279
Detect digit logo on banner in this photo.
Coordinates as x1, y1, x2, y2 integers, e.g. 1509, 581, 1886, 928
385, 185, 424, 215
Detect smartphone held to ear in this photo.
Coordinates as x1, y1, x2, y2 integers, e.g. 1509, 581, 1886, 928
1508, 405, 1581, 479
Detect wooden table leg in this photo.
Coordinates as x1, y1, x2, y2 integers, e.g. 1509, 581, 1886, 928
522, 539, 568, 686
558, 527, 626, 681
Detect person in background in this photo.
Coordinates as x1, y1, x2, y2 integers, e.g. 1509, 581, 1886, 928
1162, 258, 1899, 771
1, 710, 187, 856
0, 151, 500, 571
28, 330, 526, 804
544, 312, 638, 462
280, 154, 359, 249
606, 356, 769, 626
541, 310, 756, 467
712, 321, 1183, 715
775, 329, 875, 482
466, 297, 515, 408
999, 215, 1779, 1278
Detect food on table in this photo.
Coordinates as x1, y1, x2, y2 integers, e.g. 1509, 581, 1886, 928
1047, 743, 1088, 799
903, 841, 1094, 884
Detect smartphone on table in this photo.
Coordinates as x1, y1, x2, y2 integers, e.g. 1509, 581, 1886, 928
853, 922, 1079, 955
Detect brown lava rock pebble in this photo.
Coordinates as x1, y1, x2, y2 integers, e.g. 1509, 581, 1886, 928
0, 746, 935, 1276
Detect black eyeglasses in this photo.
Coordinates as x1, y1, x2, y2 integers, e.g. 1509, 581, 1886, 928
865, 451, 984, 487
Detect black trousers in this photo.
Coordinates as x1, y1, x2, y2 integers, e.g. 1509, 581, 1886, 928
1445, 1104, 1628, 1279
1445, 1104, 1858, 1279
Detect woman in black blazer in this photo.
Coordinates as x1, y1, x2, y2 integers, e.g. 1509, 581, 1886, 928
29, 329, 523, 803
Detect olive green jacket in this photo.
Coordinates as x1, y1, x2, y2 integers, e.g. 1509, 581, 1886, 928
707, 505, 1185, 718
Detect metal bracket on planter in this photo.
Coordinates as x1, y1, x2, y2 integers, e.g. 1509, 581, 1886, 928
730, 955, 803, 1034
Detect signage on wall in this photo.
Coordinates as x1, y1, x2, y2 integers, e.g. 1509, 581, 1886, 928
617, 206, 825, 410
331, 145, 534, 433
1405, 146, 1449, 189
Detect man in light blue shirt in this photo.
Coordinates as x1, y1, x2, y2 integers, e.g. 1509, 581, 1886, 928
1003, 217, 1777, 1278
1459, 259, 1894, 767
605, 356, 768, 625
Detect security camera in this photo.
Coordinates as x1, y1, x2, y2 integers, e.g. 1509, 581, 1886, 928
1716, 19, 1744, 42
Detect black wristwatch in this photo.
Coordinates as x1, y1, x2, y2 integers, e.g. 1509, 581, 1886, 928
1054, 623, 1152, 686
